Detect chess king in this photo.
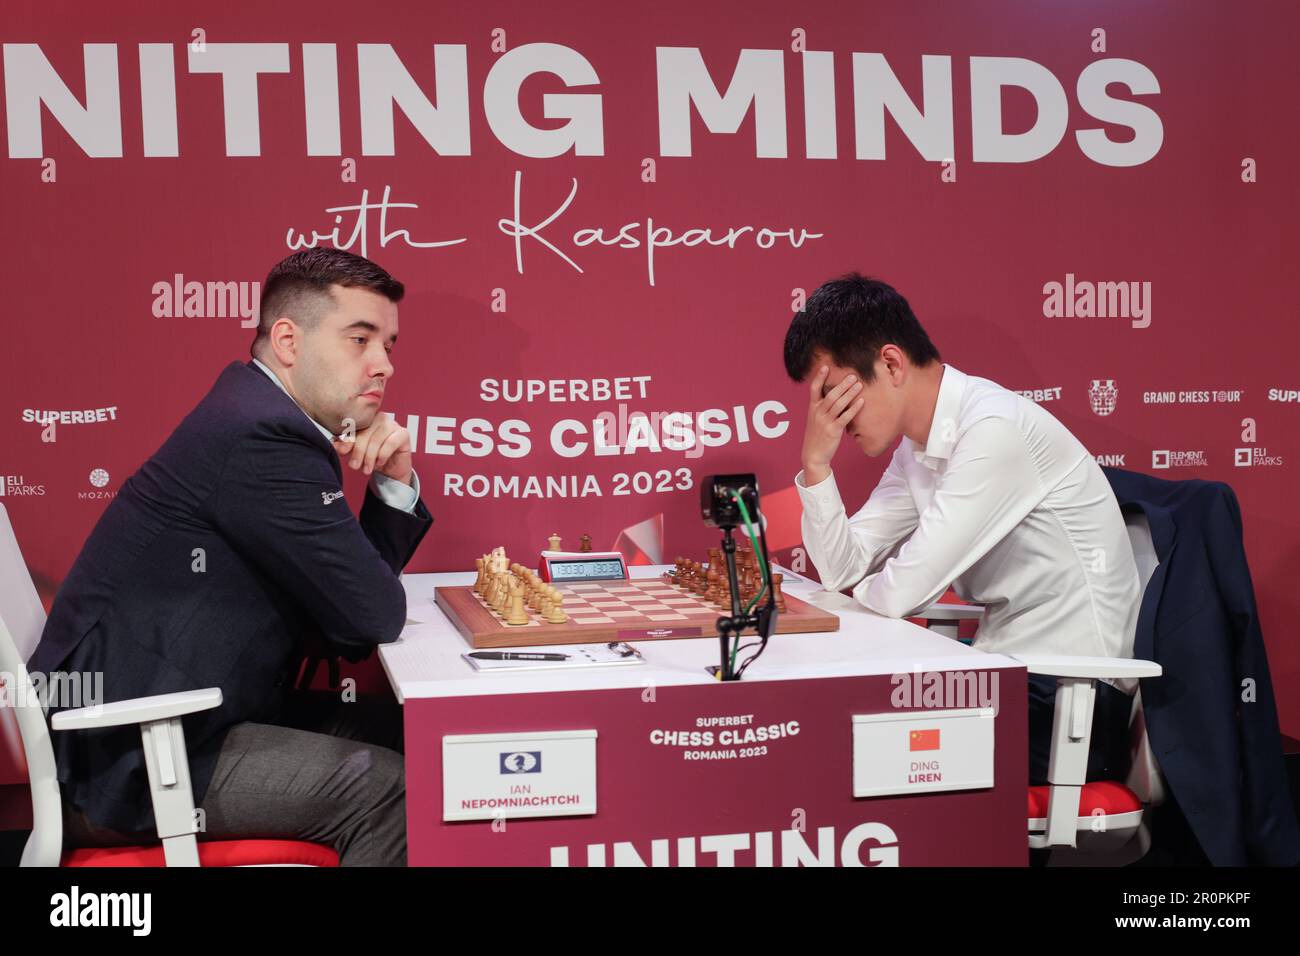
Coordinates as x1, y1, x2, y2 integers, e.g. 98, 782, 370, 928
783, 273, 1141, 790
28, 248, 432, 866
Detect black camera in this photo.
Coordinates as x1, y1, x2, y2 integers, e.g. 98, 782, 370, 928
700, 473, 760, 529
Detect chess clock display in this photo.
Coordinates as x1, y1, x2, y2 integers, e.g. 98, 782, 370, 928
538, 551, 630, 583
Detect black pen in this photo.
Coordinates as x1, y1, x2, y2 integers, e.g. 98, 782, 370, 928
469, 651, 569, 661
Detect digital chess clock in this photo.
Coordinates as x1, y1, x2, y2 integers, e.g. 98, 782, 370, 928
538, 551, 630, 584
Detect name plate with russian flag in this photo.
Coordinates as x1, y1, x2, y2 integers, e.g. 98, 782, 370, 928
442, 729, 598, 822
851, 708, 995, 798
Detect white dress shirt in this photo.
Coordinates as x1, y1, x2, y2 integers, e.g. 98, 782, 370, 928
251, 358, 420, 514
796, 363, 1140, 679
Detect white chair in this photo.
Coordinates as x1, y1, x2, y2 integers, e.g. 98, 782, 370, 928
919, 509, 1165, 865
0, 502, 337, 867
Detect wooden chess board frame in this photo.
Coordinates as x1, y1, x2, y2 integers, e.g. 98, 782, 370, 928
435, 576, 841, 649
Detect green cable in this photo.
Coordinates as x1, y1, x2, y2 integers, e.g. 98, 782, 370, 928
727, 491, 770, 672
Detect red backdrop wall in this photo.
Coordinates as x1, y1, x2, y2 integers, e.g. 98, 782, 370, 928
2, 0, 1297, 733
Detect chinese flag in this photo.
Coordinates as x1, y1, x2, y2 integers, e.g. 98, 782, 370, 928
909, 728, 940, 751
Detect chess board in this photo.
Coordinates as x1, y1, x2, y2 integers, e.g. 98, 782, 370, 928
435, 577, 841, 648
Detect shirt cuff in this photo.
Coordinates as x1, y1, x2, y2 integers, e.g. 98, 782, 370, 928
370, 469, 420, 514
794, 468, 845, 523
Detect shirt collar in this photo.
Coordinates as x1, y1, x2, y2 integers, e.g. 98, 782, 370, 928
912, 364, 967, 470
250, 357, 336, 443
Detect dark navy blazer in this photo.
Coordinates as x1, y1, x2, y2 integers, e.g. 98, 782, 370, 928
1103, 466, 1300, 865
28, 360, 433, 835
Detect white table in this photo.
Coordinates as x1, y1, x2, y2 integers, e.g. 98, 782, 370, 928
380, 564, 1018, 700
381, 564, 1029, 866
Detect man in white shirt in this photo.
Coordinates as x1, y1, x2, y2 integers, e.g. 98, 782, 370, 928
784, 274, 1142, 784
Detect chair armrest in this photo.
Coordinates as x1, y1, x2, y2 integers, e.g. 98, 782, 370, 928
1010, 654, 1160, 680
917, 601, 985, 621
50, 688, 222, 732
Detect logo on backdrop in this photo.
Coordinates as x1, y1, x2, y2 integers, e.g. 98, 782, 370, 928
21, 407, 119, 426
1152, 450, 1208, 469
1235, 448, 1284, 467
77, 468, 116, 499
0, 474, 46, 497
1013, 386, 1062, 404
1143, 389, 1244, 405
1088, 380, 1119, 417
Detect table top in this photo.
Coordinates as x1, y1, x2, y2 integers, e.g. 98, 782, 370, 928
379, 564, 1021, 702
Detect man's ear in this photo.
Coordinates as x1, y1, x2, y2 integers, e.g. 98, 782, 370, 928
270, 317, 300, 367
880, 346, 905, 382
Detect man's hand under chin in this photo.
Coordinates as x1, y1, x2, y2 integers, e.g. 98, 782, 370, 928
332, 413, 414, 486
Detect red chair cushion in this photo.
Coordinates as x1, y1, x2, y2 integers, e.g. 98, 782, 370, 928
63, 839, 339, 867
1028, 780, 1142, 819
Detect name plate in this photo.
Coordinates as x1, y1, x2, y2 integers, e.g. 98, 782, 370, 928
442, 729, 598, 822
852, 708, 994, 798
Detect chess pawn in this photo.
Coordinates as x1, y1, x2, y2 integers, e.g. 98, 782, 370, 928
672, 557, 686, 586
474, 557, 486, 595
504, 580, 530, 626
771, 573, 787, 612
579, 533, 592, 553
543, 586, 568, 624
705, 566, 719, 603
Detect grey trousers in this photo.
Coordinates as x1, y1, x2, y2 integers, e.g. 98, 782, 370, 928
62, 691, 408, 866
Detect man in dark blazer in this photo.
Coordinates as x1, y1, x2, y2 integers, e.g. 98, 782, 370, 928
27, 249, 432, 865
1103, 466, 1300, 866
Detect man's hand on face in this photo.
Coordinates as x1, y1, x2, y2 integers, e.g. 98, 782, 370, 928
332, 413, 414, 487
801, 365, 864, 487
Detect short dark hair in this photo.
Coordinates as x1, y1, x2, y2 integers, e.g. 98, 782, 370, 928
783, 273, 941, 384
250, 249, 405, 358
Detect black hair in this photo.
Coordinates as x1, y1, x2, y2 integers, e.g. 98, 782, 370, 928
783, 273, 941, 384
251, 249, 404, 358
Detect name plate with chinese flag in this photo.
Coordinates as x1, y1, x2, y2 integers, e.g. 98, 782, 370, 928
851, 708, 995, 798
